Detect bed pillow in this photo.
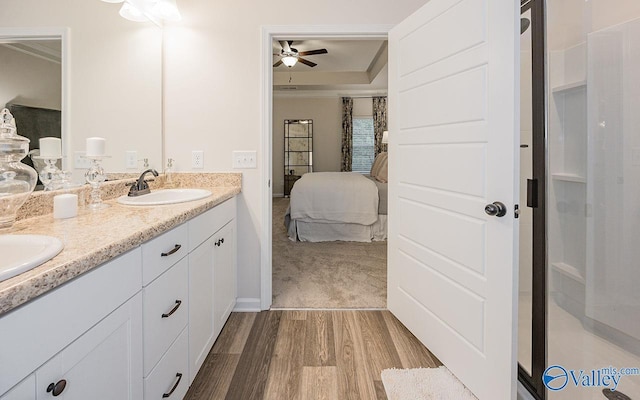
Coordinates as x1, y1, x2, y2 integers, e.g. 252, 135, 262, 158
370, 152, 388, 178
376, 154, 389, 183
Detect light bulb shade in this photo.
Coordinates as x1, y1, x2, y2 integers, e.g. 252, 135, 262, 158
382, 131, 389, 144
154, 0, 181, 21
282, 55, 298, 67
119, 2, 148, 21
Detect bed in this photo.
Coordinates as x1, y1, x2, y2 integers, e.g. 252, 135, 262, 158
284, 153, 388, 242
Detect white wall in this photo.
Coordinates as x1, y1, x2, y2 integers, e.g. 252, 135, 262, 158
272, 96, 341, 195
0, 46, 61, 110
163, 0, 428, 306
0, 0, 162, 173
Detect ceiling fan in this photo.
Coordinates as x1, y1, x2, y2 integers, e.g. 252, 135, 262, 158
273, 41, 328, 68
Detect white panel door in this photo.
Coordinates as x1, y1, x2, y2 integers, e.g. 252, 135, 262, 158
388, 0, 519, 399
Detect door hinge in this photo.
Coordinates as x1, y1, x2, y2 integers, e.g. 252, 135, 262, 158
526, 179, 538, 208
268, 179, 271, 188
514, 204, 520, 218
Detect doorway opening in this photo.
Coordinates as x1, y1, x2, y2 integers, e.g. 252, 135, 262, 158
260, 27, 390, 310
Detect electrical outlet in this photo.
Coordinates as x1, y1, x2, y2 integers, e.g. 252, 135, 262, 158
125, 151, 137, 169
232, 151, 257, 169
192, 150, 204, 169
74, 151, 91, 169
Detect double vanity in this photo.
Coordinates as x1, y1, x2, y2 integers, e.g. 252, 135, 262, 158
0, 173, 241, 400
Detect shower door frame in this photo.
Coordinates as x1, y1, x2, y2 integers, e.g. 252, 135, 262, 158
518, 0, 547, 399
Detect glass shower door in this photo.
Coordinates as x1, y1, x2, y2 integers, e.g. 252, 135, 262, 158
546, 1, 640, 398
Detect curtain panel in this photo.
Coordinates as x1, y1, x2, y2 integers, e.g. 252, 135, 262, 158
341, 97, 354, 171
372, 96, 388, 155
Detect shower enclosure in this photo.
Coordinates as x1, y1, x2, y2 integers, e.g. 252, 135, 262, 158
520, 1, 640, 399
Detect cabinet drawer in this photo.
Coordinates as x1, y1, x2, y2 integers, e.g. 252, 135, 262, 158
188, 197, 235, 251
143, 257, 188, 377
0, 248, 142, 396
144, 328, 189, 400
142, 223, 188, 286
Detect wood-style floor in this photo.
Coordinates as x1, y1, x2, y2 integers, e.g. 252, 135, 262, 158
184, 310, 441, 400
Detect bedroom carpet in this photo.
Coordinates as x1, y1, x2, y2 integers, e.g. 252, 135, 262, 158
272, 197, 387, 309
381, 367, 478, 400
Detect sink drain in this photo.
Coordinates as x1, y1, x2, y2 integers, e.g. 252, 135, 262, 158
602, 389, 632, 400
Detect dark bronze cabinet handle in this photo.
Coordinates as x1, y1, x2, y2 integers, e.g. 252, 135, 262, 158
46, 380, 66, 396
161, 244, 181, 257
215, 238, 225, 247
220, 238, 224, 244
162, 373, 183, 398
161, 300, 182, 318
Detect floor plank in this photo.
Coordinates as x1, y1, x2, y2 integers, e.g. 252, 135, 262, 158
263, 316, 307, 400
357, 311, 403, 381
212, 312, 256, 354
224, 311, 281, 400
332, 311, 377, 399
184, 353, 240, 400
303, 311, 336, 367
374, 380, 388, 400
381, 310, 442, 368
300, 366, 338, 400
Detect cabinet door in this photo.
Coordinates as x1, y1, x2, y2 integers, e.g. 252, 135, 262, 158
213, 221, 236, 339
36, 293, 143, 400
188, 236, 215, 383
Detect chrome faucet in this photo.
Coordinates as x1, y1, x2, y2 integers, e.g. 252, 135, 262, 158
127, 169, 159, 197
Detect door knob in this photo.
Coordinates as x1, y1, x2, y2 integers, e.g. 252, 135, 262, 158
485, 202, 507, 217
46, 380, 67, 396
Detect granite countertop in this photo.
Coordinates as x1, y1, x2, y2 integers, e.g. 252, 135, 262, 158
0, 174, 241, 316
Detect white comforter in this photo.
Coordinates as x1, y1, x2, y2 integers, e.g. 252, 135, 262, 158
290, 172, 379, 225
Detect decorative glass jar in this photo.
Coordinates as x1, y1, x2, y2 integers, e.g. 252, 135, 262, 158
0, 108, 37, 230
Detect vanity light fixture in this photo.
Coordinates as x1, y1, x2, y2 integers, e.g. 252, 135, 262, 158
101, 0, 181, 24
382, 131, 389, 144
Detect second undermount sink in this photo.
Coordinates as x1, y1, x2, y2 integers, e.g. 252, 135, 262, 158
117, 188, 212, 206
0, 235, 64, 282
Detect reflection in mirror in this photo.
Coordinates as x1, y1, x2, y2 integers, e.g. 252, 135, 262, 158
0, 1, 163, 185
0, 34, 63, 190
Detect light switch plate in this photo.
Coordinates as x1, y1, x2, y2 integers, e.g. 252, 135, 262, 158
232, 151, 257, 169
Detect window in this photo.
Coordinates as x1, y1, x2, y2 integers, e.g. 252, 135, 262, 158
352, 117, 375, 173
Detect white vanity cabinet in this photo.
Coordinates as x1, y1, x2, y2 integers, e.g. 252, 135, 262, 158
0, 248, 143, 399
188, 197, 237, 383
0, 195, 237, 400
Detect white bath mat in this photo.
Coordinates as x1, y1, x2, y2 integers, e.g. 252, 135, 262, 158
381, 366, 478, 400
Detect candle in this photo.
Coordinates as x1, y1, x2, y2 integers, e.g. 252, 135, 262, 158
53, 194, 78, 219
86, 137, 106, 157
39, 137, 62, 158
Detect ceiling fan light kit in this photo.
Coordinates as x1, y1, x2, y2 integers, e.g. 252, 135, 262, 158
274, 40, 328, 68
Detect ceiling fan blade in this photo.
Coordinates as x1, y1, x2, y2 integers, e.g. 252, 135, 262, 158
297, 57, 317, 67
273, 59, 283, 67
298, 49, 328, 56
279, 40, 291, 52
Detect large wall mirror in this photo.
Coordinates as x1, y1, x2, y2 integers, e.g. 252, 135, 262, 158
0, 0, 163, 185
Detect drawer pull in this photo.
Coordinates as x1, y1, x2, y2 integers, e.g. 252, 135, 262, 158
161, 300, 182, 318
215, 238, 225, 247
161, 244, 182, 257
162, 373, 183, 398
46, 379, 67, 396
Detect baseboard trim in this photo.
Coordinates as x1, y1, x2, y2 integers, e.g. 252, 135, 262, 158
233, 298, 262, 312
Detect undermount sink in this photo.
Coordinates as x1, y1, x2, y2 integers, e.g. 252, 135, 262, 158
0, 235, 64, 282
117, 188, 212, 206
